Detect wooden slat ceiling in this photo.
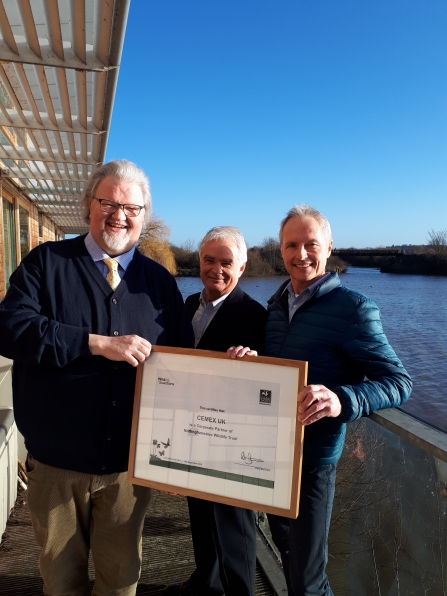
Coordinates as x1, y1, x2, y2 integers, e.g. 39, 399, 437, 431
0, 0, 130, 234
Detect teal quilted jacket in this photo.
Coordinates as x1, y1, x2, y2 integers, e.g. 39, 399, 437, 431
265, 273, 412, 466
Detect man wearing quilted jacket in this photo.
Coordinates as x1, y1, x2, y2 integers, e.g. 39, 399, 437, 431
264, 204, 412, 596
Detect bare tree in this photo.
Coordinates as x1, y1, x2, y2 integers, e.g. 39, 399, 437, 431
261, 237, 281, 271
181, 238, 197, 252
244, 248, 274, 276
138, 215, 177, 275
427, 229, 447, 259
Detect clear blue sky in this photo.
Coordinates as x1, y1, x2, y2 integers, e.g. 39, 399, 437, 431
105, 0, 447, 249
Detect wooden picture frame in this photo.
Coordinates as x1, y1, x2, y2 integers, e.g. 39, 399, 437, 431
128, 346, 307, 518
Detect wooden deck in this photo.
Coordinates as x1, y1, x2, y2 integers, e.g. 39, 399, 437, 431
0, 489, 276, 595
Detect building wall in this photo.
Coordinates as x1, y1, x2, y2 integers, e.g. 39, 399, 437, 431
0, 178, 64, 298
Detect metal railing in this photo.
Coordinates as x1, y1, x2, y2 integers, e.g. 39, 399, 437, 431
0, 357, 17, 544
256, 408, 447, 595
326, 410, 447, 594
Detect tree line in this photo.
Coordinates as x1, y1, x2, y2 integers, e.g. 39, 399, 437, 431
137, 217, 447, 277
380, 228, 447, 276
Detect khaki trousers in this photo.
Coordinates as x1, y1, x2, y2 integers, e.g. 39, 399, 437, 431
26, 458, 151, 596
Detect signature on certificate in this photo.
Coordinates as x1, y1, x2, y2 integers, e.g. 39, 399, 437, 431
241, 452, 264, 465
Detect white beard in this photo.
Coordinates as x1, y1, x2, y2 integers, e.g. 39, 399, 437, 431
101, 228, 131, 252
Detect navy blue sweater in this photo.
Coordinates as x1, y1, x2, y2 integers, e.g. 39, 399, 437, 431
0, 235, 194, 474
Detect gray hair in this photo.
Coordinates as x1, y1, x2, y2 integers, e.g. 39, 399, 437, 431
199, 226, 248, 265
81, 160, 152, 226
279, 204, 332, 245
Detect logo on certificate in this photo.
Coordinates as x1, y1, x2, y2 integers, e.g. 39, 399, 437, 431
259, 389, 272, 405
158, 376, 174, 386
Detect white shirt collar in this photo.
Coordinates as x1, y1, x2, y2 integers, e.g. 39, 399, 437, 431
199, 288, 231, 308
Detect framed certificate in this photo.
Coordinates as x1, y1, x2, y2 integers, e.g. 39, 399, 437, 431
128, 346, 307, 518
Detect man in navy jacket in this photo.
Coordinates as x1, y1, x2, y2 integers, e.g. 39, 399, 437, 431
0, 160, 193, 596
263, 205, 412, 596
165, 226, 267, 596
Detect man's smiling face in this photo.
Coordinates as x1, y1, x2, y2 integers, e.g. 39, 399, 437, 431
280, 216, 333, 294
88, 176, 145, 256
200, 239, 245, 302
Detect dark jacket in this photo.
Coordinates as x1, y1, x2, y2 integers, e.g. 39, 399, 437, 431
264, 273, 412, 466
0, 235, 194, 474
185, 284, 267, 353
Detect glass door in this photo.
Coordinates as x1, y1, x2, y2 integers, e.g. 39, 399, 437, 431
2, 198, 16, 291
19, 204, 30, 260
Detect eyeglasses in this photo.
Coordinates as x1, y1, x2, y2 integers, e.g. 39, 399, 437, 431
93, 197, 145, 217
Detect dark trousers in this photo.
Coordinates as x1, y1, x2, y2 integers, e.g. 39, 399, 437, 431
187, 496, 256, 596
267, 464, 337, 596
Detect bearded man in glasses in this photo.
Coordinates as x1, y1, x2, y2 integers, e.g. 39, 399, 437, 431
0, 160, 193, 596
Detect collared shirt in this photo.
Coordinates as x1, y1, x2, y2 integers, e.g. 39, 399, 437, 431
84, 231, 136, 279
285, 272, 331, 322
192, 289, 230, 347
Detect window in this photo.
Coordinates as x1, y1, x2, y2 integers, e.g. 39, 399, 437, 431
2, 198, 16, 291
38, 211, 43, 237
19, 205, 30, 260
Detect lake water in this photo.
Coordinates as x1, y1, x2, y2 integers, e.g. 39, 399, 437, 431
177, 268, 447, 433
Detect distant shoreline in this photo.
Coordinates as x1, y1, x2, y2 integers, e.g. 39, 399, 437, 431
176, 255, 447, 278
380, 254, 447, 276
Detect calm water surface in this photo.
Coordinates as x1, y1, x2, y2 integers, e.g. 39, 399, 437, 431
177, 269, 447, 432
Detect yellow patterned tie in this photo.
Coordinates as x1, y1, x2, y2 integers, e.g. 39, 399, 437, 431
103, 258, 121, 291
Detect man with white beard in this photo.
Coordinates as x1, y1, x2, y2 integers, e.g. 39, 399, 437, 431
0, 160, 193, 596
